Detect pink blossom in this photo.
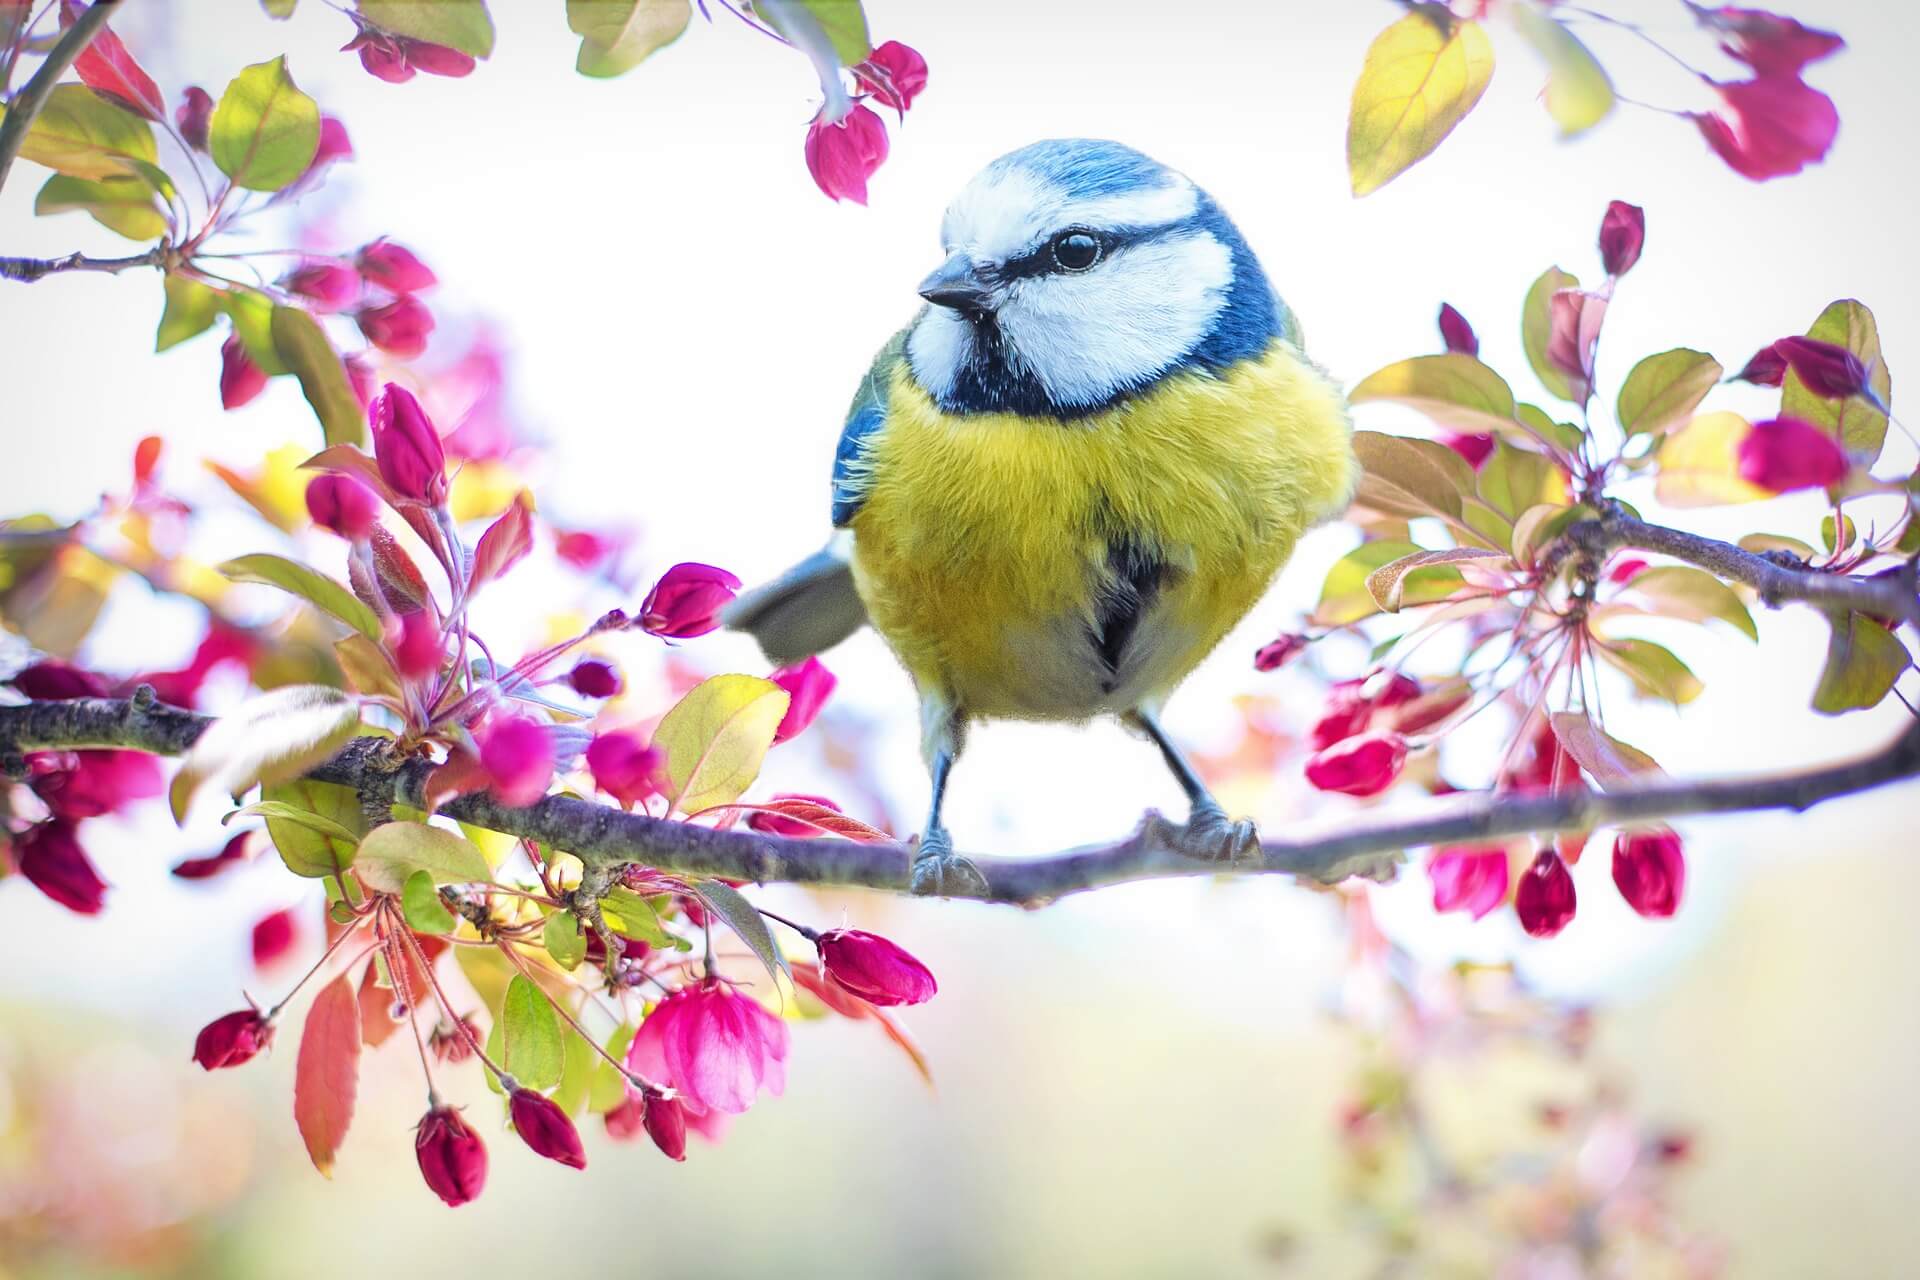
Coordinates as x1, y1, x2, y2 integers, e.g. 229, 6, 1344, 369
625, 982, 789, 1115
402, 40, 476, 78
1514, 849, 1577, 937
566, 659, 622, 699
369, 383, 448, 503
1774, 335, 1876, 402
220, 335, 267, 410
770, 657, 835, 743
1437, 302, 1478, 356
586, 730, 663, 808
415, 1106, 487, 1206
30, 749, 161, 820
9, 660, 110, 699
508, 1089, 586, 1170
1428, 845, 1510, 919
357, 295, 435, 358
1439, 431, 1496, 468
1612, 828, 1686, 917
477, 715, 554, 807
1686, 3, 1844, 75
192, 1007, 274, 1070
283, 261, 361, 311
176, 86, 212, 150
1736, 416, 1847, 492
816, 928, 937, 1006
1693, 75, 1838, 181
804, 104, 890, 205
14, 820, 108, 914
305, 474, 380, 540
356, 238, 437, 294
172, 831, 254, 880
1304, 731, 1409, 797
1598, 200, 1645, 277
251, 907, 298, 968
638, 562, 740, 639
389, 610, 443, 680
1253, 632, 1309, 672
854, 40, 928, 114
1607, 556, 1649, 584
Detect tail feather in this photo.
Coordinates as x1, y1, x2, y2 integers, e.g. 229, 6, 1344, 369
722, 541, 868, 667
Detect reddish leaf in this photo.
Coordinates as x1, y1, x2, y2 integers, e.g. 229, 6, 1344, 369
790, 960, 931, 1086
711, 798, 892, 842
468, 491, 534, 591
294, 975, 362, 1176
60, 1, 167, 122
357, 960, 402, 1048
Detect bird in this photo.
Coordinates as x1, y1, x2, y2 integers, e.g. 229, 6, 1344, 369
726, 138, 1356, 895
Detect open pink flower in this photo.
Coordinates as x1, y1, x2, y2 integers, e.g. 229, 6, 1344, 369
1692, 75, 1837, 181
625, 981, 789, 1115
477, 715, 554, 807
804, 103, 890, 205
1686, 3, 1844, 75
770, 657, 836, 743
1428, 846, 1510, 920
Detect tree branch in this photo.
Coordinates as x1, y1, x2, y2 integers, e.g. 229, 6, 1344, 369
5, 691, 1917, 907
1569, 503, 1920, 628
0, 0, 120, 196
0, 245, 167, 283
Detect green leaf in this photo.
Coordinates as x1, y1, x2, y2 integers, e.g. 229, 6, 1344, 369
1346, 5, 1494, 197
757, 0, 870, 65
1317, 539, 1422, 625
218, 553, 383, 641
263, 0, 298, 16
1737, 532, 1816, 560
1522, 266, 1581, 402
1782, 300, 1892, 465
401, 869, 457, 933
1511, 501, 1587, 568
354, 822, 491, 894
260, 779, 365, 877
1350, 430, 1478, 522
1514, 403, 1587, 457
1622, 566, 1758, 640
157, 274, 220, 351
1510, 4, 1614, 136
271, 306, 367, 447
1654, 411, 1769, 508
1364, 546, 1508, 612
694, 878, 789, 984
227, 799, 361, 845
589, 1026, 636, 1112
551, 1024, 595, 1116
653, 674, 790, 816
3, 83, 155, 180
1820, 512, 1857, 555
600, 887, 675, 947
568, 0, 692, 77
1477, 441, 1565, 521
1812, 611, 1909, 714
1617, 349, 1722, 437
544, 910, 588, 970
33, 172, 165, 240
357, 0, 495, 57
220, 289, 289, 375
1349, 354, 1519, 438
169, 685, 361, 823
500, 975, 564, 1090
1597, 638, 1704, 706
210, 57, 320, 192
1547, 710, 1661, 789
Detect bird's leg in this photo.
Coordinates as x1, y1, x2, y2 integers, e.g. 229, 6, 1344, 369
1126, 708, 1260, 864
909, 699, 987, 897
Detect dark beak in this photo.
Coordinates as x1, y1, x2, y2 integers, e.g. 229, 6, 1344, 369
917, 252, 994, 312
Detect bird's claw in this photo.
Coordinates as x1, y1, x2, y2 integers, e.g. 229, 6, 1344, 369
909, 828, 988, 897
1162, 802, 1261, 865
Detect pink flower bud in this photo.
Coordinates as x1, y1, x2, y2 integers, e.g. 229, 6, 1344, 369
1438, 430, 1495, 468
176, 85, 212, 150
1611, 828, 1686, 918
343, 353, 377, 408
1437, 302, 1478, 356
1365, 670, 1422, 709
220, 334, 267, 410
348, 29, 414, 83
251, 906, 298, 968
305, 474, 381, 540
1607, 556, 1649, 584
389, 609, 443, 680
816, 928, 937, 1006
478, 715, 554, 807
803, 103, 890, 205
555, 529, 615, 571
401, 39, 476, 78
1304, 731, 1408, 797
14, 820, 107, 914
416, 1105, 487, 1206
369, 383, 448, 503
1687, 3, 1844, 76
356, 295, 435, 358
1692, 75, 1838, 182
1597, 200, 1645, 277
565, 659, 622, 698
356, 238, 438, 294
642, 1092, 687, 1161
192, 1007, 274, 1070
1253, 632, 1309, 672
770, 657, 835, 743
586, 729, 663, 808
1309, 679, 1371, 751
1774, 335, 1874, 401
638, 562, 741, 639
283, 260, 360, 311
1514, 849, 1577, 937
1736, 416, 1847, 492
508, 1088, 587, 1170
9, 659, 110, 699
1428, 845, 1510, 920
854, 39, 928, 114
1731, 343, 1788, 386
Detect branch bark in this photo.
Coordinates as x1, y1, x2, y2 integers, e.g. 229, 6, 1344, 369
5, 691, 1917, 908
0, 245, 168, 283
0, 0, 120, 196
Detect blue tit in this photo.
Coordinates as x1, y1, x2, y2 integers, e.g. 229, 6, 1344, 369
726, 139, 1356, 894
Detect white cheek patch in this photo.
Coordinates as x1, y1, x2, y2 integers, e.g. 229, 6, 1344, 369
905, 306, 974, 402
998, 230, 1233, 408
942, 166, 1199, 263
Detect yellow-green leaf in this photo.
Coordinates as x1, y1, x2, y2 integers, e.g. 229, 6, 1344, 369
1477, 441, 1567, 520
221, 289, 289, 375
568, 0, 691, 77
357, 0, 495, 57
1782, 299, 1893, 465
169, 685, 361, 823
1623, 566, 1758, 640
1365, 546, 1508, 613
210, 57, 320, 192
1347, 5, 1494, 196
5, 83, 155, 180
1510, 4, 1614, 137
1351, 430, 1478, 522
271, 306, 367, 447
544, 910, 587, 970
1737, 532, 1816, 560
1522, 267, 1581, 403
1317, 539, 1433, 625
1548, 710, 1661, 788
499, 975, 564, 1090
1617, 348, 1722, 437
655, 674, 790, 816
758, 0, 870, 66
157, 274, 220, 351
33, 172, 165, 240
1654, 411, 1769, 508
219, 552, 383, 640
335, 634, 402, 700
401, 869, 457, 933
354, 822, 491, 894
1597, 638, 1703, 706
260, 779, 364, 877
1812, 611, 1909, 714
1349, 353, 1519, 437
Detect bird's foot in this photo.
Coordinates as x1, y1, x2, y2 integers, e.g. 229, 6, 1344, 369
909, 827, 988, 897
1160, 802, 1261, 865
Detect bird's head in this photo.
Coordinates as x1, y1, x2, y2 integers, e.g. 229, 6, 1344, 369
905, 139, 1283, 419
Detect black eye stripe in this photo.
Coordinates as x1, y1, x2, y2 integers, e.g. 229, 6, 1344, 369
992, 222, 1182, 281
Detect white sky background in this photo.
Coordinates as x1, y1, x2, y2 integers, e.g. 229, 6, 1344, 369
2, 0, 1918, 1013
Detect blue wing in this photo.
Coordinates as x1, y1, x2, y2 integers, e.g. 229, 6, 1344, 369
831, 328, 910, 528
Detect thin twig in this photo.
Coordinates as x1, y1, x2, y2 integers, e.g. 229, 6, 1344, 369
0, 0, 119, 195
1, 244, 168, 283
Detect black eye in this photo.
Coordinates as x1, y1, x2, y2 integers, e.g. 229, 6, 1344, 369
1049, 231, 1102, 272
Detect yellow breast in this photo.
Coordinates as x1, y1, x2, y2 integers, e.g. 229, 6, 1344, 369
848, 339, 1355, 720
